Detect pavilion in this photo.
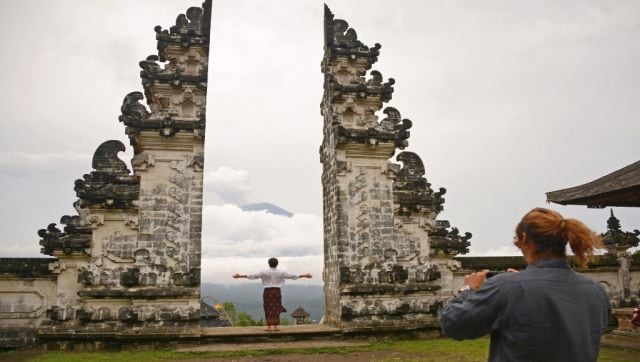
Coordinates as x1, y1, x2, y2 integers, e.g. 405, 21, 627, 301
546, 160, 640, 208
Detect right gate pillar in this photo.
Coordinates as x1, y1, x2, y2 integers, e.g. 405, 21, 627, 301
320, 5, 472, 332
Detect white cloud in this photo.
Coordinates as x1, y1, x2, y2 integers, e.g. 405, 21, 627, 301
0, 150, 90, 173
0, 243, 46, 258
200, 167, 323, 284
204, 166, 251, 204
467, 244, 523, 257
202, 204, 322, 258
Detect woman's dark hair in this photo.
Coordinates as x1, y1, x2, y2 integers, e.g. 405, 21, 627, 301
515, 207, 603, 267
268, 257, 278, 268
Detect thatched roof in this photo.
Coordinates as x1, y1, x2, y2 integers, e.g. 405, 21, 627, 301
290, 306, 310, 318
200, 301, 220, 318
546, 160, 640, 208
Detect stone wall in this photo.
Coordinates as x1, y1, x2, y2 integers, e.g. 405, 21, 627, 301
454, 255, 640, 307
320, 6, 471, 332
0, 259, 56, 348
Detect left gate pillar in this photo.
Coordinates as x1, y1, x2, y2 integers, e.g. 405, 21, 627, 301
35, 1, 211, 346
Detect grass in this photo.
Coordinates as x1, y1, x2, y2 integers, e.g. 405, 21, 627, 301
12, 338, 640, 362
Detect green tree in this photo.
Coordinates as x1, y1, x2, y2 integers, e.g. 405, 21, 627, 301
280, 317, 291, 325
236, 312, 259, 326
222, 302, 237, 325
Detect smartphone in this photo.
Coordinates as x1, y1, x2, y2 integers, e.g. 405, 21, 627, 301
486, 271, 504, 279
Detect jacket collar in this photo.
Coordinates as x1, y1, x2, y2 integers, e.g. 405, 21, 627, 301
526, 258, 570, 270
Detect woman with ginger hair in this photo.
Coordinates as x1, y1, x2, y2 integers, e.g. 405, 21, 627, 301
440, 207, 611, 362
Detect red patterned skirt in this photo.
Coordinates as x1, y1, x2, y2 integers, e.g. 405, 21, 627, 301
263, 287, 286, 325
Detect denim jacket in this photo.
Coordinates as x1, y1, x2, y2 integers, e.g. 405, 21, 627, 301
439, 259, 611, 362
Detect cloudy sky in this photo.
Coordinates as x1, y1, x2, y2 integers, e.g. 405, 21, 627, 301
1, 0, 639, 285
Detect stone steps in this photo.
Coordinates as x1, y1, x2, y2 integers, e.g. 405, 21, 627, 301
601, 330, 640, 350
198, 325, 342, 344
177, 339, 369, 352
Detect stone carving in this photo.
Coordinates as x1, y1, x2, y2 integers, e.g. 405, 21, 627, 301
120, 90, 206, 139
430, 220, 472, 256
601, 210, 640, 252
394, 152, 446, 214
48, 305, 75, 322
154, 2, 211, 62
73, 140, 139, 209
92, 140, 130, 174
140, 53, 207, 89
416, 265, 441, 282
119, 92, 150, 126
120, 268, 140, 288
600, 210, 640, 307
103, 232, 137, 262
323, 5, 380, 64
29, 0, 210, 341
321, 5, 471, 331
38, 222, 90, 256
131, 154, 155, 170
77, 270, 94, 286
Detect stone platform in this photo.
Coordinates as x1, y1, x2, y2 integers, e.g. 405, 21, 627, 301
202, 324, 339, 337
601, 308, 640, 350
30, 324, 442, 351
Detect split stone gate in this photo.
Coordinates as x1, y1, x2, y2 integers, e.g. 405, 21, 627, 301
2, 1, 634, 349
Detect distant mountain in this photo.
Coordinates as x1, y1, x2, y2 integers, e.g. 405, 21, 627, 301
240, 202, 293, 217
202, 283, 323, 323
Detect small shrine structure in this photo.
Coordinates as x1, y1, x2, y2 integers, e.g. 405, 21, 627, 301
290, 307, 311, 325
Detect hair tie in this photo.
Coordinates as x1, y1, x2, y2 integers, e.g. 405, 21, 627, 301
559, 219, 566, 230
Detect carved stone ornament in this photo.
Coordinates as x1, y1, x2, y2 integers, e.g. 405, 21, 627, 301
74, 140, 139, 209
140, 54, 207, 89
154, 0, 212, 61
429, 220, 472, 256
394, 152, 446, 214
119, 90, 206, 139
131, 153, 156, 170
38, 222, 91, 256
323, 5, 381, 65
601, 209, 640, 253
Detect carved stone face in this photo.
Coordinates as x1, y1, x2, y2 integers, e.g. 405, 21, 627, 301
166, 246, 175, 258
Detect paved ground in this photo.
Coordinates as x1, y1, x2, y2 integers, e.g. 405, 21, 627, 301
176, 337, 424, 361
200, 324, 341, 337
178, 339, 369, 352
173, 351, 424, 361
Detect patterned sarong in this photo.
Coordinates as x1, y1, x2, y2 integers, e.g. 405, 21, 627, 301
263, 287, 286, 325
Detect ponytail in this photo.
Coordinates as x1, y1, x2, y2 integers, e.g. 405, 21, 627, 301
516, 208, 603, 267
562, 218, 603, 267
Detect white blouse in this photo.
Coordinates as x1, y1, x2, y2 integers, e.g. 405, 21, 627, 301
247, 268, 299, 288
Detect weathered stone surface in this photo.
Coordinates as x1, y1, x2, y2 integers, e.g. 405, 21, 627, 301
321, 5, 471, 331
0, 0, 210, 347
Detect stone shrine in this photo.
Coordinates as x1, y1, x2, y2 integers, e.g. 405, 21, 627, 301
320, 6, 471, 332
